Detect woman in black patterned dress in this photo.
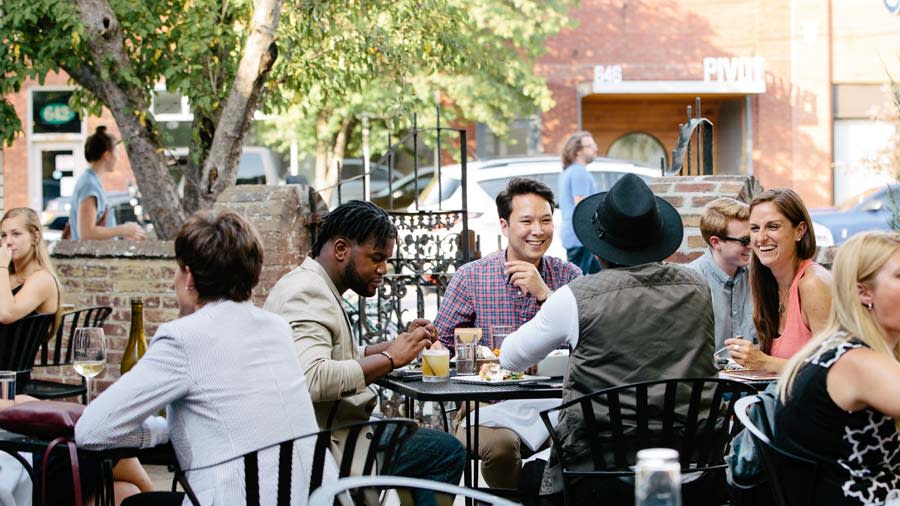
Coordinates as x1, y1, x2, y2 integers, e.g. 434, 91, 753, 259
775, 231, 900, 506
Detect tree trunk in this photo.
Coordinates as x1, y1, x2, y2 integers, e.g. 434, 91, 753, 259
198, 0, 282, 209
70, 0, 185, 239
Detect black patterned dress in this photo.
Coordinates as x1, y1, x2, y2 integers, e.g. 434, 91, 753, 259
775, 333, 900, 505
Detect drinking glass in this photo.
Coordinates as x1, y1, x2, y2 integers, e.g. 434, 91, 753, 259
0, 371, 15, 401
490, 325, 516, 352
454, 328, 481, 375
421, 348, 450, 382
73, 327, 107, 404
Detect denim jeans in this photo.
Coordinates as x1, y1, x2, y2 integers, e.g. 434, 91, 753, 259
566, 246, 601, 275
380, 426, 466, 506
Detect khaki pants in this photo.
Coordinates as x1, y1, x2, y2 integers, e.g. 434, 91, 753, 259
453, 402, 533, 489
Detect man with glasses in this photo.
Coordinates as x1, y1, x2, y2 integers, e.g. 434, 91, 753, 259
688, 197, 757, 352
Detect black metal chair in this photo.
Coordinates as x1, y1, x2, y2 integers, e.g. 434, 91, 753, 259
733, 394, 818, 506
24, 306, 112, 401
539, 377, 757, 506
0, 313, 55, 394
122, 418, 420, 506
308, 475, 520, 506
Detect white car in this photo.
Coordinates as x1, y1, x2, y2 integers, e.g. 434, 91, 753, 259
408, 156, 660, 259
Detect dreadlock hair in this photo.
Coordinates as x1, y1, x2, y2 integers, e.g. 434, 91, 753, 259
312, 200, 398, 258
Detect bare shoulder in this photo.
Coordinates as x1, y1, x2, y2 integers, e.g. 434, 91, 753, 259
26, 270, 57, 292
830, 345, 897, 388
799, 263, 832, 294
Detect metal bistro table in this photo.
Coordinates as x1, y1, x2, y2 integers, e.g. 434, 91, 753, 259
376, 376, 562, 494
0, 428, 176, 506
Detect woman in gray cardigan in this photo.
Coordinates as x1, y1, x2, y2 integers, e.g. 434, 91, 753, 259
76, 211, 329, 505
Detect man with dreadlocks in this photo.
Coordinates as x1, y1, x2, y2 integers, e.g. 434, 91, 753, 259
264, 200, 465, 504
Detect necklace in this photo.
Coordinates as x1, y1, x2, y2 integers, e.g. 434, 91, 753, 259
778, 286, 789, 315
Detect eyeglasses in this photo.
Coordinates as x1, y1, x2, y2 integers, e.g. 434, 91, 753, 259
719, 236, 752, 247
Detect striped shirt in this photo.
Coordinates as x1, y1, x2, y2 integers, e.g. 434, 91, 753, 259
434, 250, 582, 348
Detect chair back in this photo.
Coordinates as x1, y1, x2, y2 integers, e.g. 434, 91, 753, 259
178, 417, 419, 506
733, 394, 817, 506
540, 377, 757, 502
308, 476, 520, 506
0, 313, 55, 390
36, 306, 112, 367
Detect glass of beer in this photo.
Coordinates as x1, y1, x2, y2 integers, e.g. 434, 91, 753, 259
422, 348, 450, 382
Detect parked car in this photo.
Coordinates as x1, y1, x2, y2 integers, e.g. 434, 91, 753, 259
811, 183, 900, 246
407, 156, 660, 259
326, 159, 405, 208
41, 190, 145, 241
165, 146, 282, 187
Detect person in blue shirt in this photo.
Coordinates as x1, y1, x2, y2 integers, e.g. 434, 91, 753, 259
69, 126, 146, 241
558, 131, 600, 274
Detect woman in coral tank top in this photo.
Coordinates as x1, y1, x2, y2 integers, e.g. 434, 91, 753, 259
726, 188, 832, 373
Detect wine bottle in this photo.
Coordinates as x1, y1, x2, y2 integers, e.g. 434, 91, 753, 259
121, 297, 148, 375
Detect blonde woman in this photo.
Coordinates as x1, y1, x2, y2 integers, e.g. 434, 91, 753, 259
0, 207, 61, 325
774, 231, 900, 506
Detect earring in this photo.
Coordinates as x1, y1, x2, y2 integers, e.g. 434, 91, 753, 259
866, 303, 873, 311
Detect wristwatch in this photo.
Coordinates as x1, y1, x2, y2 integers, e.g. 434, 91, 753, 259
537, 289, 554, 305
379, 350, 396, 370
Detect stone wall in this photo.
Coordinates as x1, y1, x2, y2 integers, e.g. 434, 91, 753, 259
39, 184, 315, 393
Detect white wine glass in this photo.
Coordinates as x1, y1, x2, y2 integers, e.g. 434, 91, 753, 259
73, 327, 107, 404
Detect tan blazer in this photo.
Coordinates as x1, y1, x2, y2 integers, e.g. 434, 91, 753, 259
263, 257, 378, 471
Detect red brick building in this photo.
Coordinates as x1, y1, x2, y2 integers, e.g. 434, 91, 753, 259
529, 0, 900, 207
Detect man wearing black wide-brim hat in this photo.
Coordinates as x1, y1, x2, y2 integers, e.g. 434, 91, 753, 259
500, 174, 717, 502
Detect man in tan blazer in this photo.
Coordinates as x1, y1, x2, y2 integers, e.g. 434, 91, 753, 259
264, 200, 465, 505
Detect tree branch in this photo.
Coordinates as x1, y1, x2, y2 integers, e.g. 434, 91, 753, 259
200, 0, 282, 205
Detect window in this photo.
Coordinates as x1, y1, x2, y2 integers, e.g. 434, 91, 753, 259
607, 132, 666, 168
476, 116, 542, 159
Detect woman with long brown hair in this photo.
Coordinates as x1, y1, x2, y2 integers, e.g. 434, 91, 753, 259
726, 188, 831, 372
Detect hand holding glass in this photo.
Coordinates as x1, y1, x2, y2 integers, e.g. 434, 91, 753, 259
73, 327, 107, 404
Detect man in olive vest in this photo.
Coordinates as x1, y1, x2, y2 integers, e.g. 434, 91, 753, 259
500, 174, 717, 502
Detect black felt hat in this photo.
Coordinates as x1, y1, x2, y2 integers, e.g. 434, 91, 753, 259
572, 174, 683, 267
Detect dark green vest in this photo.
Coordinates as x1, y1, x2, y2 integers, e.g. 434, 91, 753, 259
541, 262, 718, 495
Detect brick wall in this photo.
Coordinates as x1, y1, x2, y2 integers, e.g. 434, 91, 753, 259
37, 184, 314, 394
655, 175, 765, 264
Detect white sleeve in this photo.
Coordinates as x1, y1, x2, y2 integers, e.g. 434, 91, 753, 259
75, 332, 188, 450
500, 286, 579, 371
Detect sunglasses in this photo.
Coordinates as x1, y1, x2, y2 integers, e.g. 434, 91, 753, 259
719, 235, 752, 247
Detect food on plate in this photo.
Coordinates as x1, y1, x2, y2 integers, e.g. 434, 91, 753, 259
478, 363, 525, 382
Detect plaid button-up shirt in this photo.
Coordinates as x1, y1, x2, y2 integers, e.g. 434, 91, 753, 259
434, 250, 582, 348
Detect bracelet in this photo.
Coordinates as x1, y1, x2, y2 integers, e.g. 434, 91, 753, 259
379, 350, 396, 370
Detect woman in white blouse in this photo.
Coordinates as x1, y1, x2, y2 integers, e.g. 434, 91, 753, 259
76, 211, 326, 505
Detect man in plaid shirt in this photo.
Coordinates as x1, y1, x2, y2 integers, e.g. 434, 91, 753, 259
433, 177, 581, 489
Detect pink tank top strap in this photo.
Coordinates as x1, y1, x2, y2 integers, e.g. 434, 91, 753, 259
771, 259, 814, 359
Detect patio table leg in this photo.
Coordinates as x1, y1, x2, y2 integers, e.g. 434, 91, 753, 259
474, 405, 480, 491
463, 400, 472, 506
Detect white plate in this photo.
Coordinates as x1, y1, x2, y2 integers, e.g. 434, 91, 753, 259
451, 375, 551, 386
